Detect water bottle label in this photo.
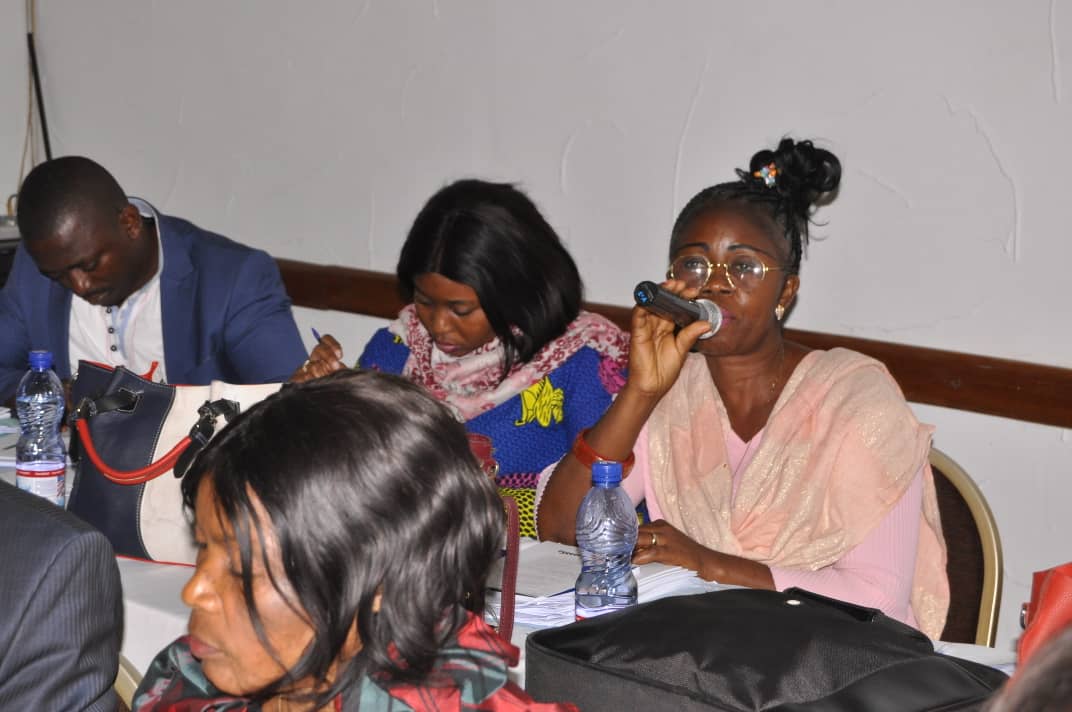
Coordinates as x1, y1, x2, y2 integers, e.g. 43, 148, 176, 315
16, 463, 66, 507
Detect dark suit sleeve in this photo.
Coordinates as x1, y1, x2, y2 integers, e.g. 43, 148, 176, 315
0, 248, 36, 401
222, 249, 308, 383
0, 529, 123, 711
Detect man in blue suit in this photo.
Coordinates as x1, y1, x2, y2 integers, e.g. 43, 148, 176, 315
0, 479, 122, 710
0, 156, 307, 401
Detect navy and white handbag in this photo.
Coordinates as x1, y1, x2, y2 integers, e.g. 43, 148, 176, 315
67, 360, 281, 564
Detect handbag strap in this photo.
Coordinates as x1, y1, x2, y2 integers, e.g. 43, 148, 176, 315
72, 395, 239, 486
497, 495, 520, 645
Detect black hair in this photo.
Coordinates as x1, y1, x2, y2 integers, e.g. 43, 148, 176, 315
16, 156, 128, 241
396, 179, 583, 377
670, 138, 841, 274
181, 369, 504, 707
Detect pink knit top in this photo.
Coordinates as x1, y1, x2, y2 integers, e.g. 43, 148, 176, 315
625, 423, 924, 629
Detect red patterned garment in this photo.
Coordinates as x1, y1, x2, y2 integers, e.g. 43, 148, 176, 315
133, 613, 577, 712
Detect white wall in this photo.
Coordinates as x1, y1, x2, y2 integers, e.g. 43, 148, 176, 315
2, 0, 1069, 652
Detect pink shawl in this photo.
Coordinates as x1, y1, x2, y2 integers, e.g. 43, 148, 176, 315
646, 348, 949, 638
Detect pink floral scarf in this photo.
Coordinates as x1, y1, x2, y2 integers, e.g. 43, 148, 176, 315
390, 306, 628, 421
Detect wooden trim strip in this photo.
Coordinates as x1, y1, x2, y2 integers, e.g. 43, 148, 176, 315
277, 258, 1072, 429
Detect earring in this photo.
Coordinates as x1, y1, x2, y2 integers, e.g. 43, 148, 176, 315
775, 304, 785, 321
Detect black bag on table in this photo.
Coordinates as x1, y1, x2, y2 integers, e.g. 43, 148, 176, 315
526, 588, 1007, 711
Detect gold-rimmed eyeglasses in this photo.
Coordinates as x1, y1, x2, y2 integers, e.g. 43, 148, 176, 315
666, 253, 784, 292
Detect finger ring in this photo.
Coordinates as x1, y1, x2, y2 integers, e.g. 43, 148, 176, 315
650, 532, 658, 547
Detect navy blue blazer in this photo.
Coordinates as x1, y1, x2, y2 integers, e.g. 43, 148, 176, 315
0, 205, 308, 400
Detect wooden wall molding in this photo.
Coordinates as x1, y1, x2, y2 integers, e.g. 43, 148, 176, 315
277, 258, 1072, 429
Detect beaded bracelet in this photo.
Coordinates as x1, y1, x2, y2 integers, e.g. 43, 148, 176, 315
571, 427, 635, 475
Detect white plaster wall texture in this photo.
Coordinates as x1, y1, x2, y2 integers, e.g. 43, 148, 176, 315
1, 0, 1069, 652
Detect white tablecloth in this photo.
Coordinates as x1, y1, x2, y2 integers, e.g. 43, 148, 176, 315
116, 557, 190, 674
1, 458, 1017, 686
111, 551, 1018, 686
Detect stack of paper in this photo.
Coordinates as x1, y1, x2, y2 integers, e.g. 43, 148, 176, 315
485, 541, 730, 631
0, 421, 19, 467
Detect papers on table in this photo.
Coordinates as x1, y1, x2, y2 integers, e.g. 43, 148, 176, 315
0, 430, 18, 467
934, 641, 1017, 675
485, 541, 731, 631
488, 541, 583, 598
0, 418, 73, 471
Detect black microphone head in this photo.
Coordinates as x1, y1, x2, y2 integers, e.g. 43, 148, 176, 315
633, 281, 659, 306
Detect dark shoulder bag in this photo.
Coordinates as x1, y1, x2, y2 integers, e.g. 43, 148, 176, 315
526, 587, 1006, 712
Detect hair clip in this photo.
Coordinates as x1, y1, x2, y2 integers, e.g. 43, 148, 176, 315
754, 163, 778, 188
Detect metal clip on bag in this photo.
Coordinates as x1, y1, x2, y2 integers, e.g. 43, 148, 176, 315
67, 361, 281, 564
526, 587, 1007, 712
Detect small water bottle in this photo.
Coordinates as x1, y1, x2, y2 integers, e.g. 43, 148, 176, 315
575, 460, 638, 619
15, 350, 67, 507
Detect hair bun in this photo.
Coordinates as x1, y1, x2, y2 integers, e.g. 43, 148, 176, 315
747, 138, 841, 216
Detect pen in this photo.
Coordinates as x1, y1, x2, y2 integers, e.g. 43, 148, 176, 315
311, 327, 322, 343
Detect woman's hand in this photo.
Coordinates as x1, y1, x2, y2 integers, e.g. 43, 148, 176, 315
633, 519, 709, 574
634, 519, 776, 589
626, 280, 713, 400
290, 334, 346, 382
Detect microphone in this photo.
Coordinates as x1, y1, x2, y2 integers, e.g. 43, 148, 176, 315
633, 281, 722, 339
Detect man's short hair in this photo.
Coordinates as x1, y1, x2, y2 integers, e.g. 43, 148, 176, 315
16, 156, 127, 241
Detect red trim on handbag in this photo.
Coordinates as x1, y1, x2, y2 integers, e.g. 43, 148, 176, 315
75, 418, 192, 485
115, 554, 196, 569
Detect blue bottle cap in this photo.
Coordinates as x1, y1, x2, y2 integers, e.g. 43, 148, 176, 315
28, 350, 53, 371
591, 460, 623, 485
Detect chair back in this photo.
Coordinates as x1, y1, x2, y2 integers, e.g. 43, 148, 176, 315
930, 447, 1003, 646
114, 654, 142, 712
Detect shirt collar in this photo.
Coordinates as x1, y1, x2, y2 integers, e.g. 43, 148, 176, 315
121, 197, 164, 307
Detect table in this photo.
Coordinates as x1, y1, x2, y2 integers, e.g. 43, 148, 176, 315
1, 459, 1018, 687
116, 557, 190, 673
111, 545, 1020, 686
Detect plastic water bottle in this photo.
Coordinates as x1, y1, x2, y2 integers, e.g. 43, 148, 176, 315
575, 460, 638, 619
15, 350, 67, 507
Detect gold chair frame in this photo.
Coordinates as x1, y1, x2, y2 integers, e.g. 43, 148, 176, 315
930, 447, 1003, 646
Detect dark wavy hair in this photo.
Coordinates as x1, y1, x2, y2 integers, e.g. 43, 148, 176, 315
396, 179, 583, 377
181, 369, 504, 707
670, 138, 842, 274
16, 156, 128, 241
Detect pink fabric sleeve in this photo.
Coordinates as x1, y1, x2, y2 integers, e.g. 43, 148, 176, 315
769, 466, 925, 628
621, 423, 663, 521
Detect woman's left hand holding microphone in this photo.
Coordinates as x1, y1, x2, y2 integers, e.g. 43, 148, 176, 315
291, 333, 346, 382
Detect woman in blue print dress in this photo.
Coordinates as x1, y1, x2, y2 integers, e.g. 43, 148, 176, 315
296, 179, 628, 536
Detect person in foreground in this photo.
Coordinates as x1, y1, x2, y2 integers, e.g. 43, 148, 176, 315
0, 479, 122, 711
296, 179, 627, 536
984, 625, 1072, 711
536, 138, 950, 638
0, 156, 307, 402
133, 369, 577, 711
